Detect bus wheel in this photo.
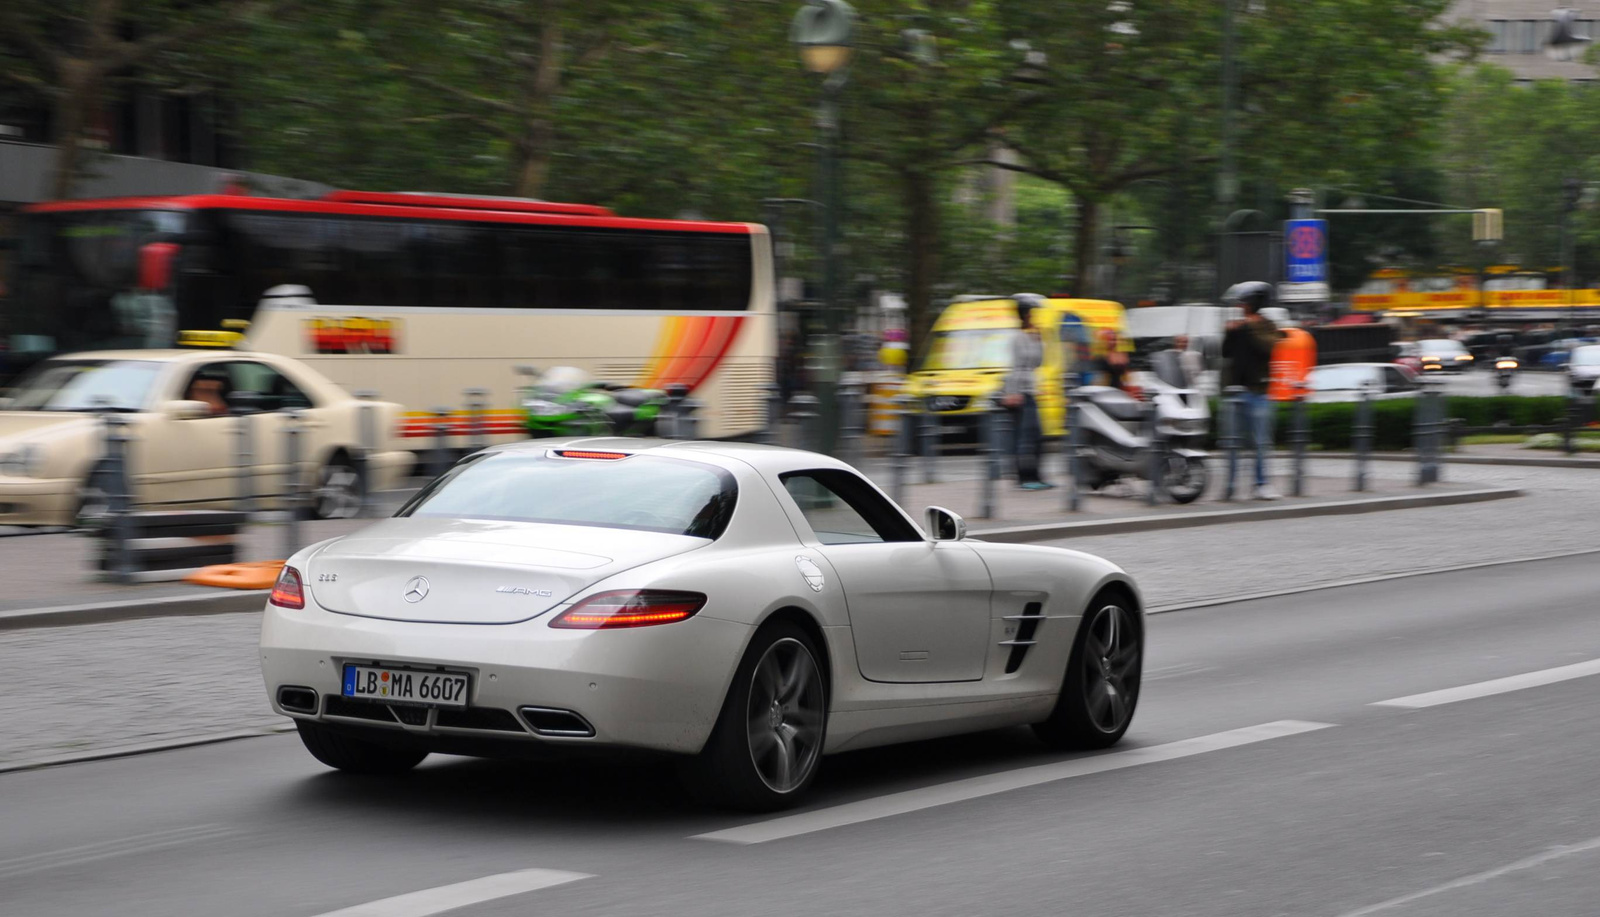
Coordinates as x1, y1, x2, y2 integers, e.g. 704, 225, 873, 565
312, 455, 364, 519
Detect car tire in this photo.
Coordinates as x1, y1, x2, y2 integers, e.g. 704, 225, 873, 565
1033, 591, 1143, 750
311, 454, 364, 520
682, 621, 828, 811
295, 720, 428, 774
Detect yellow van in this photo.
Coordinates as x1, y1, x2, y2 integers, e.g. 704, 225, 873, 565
902, 296, 1128, 437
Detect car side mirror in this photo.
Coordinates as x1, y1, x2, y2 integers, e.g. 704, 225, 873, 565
160, 399, 212, 420
924, 505, 966, 541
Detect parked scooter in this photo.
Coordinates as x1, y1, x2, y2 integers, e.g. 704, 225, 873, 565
1494, 355, 1519, 393
1071, 350, 1210, 503
516, 365, 668, 437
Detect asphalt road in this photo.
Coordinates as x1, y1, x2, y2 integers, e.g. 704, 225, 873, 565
3, 552, 1598, 917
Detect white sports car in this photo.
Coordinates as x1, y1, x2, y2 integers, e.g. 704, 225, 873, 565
260, 439, 1144, 809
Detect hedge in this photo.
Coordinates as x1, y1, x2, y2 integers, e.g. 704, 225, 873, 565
1205, 396, 1579, 451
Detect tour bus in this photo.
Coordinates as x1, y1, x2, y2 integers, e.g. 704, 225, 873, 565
3, 190, 776, 440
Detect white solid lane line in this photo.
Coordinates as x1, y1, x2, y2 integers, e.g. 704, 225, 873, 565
1332, 833, 1600, 917
309, 868, 593, 917
1371, 658, 1600, 709
694, 719, 1334, 846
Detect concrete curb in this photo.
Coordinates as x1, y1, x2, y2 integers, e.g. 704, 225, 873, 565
0, 589, 268, 632
0, 723, 295, 775
969, 486, 1522, 543
1314, 451, 1600, 469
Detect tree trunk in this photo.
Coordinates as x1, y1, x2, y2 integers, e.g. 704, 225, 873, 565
1070, 195, 1099, 298
905, 168, 940, 357
51, 59, 100, 200
510, 10, 562, 198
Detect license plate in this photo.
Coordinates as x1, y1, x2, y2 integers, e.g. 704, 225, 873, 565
342, 665, 469, 708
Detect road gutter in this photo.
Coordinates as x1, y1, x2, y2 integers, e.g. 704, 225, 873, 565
0, 589, 268, 632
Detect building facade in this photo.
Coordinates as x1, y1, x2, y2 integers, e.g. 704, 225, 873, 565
1449, 1, 1598, 82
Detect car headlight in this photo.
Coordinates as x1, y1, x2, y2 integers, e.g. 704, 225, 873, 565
1455, 354, 1472, 361
1496, 359, 1518, 370
0, 444, 40, 477
521, 399, 565, 417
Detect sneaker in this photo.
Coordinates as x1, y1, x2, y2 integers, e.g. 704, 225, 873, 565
1019, 481, 1051, 491
1252, 486, 1280, 501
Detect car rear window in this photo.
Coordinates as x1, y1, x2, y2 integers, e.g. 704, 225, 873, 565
397, 452, 737, 539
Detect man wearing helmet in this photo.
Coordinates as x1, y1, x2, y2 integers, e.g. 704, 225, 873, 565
1221, 281, 1285, 500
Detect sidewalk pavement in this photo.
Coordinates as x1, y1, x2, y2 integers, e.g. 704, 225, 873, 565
0, 454, 1517, 627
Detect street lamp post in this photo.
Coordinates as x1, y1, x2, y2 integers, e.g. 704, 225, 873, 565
792, 0, 855, 456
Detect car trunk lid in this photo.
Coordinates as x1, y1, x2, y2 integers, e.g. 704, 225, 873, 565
305, 517, 707, 624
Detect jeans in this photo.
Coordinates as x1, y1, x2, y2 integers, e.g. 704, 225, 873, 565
1009, 394, 1044, 483
1241, 391, 1274, 488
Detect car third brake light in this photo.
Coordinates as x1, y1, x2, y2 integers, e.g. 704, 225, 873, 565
549, 590, 706, 628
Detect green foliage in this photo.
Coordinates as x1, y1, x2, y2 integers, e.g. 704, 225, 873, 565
1242, 396, 1575, 451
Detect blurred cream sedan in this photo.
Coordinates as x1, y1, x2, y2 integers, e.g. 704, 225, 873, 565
0, 350, 413, 526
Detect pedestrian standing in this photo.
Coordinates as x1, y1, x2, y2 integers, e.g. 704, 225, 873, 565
1095, 329, 1133, 392
1172, 334, 1204, 388
1004, 294, 1053, 490
1221, 281, 1286, 500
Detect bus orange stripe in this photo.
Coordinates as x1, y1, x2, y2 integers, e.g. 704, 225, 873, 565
671, 317, 744, 391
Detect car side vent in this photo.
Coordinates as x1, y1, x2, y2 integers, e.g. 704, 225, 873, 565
1002, 602, 1046, 674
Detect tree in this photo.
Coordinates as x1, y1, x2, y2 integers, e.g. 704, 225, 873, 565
0, 0, 296, 197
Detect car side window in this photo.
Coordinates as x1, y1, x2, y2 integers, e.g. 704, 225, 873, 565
180, 362, 236, 417
226, 362, 314, 412
780, 470, 922, 545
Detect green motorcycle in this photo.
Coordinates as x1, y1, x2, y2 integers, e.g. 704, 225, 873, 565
516, 365, 668, 437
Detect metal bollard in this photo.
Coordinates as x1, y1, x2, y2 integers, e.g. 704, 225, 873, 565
231, 391, 262, 515
919, 403, 940, 484
891, 394, 912, 508
1143, 397, 1160, 506
676, 396, 702, 440
978, 396, 1000, 519
1064, 394, 1083, 512
1564, 380, 1580, 455
1416, 379, 1444, 485
838, 381, 862, 464
354, 390, 379, 517
1291, 392, 1310, 497
1221, 386, 1245, 501
283, 409, 304, 558
431, 407, 452, 478
464, 388, 488, 453
1353, 389, 1373, 492
790, 393, 820, 452
102, 412, 134, 583
663, 383, 690, 439
761, 382, 784, 446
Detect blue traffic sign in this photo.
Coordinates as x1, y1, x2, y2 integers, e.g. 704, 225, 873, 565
1284, 219, 1328, 284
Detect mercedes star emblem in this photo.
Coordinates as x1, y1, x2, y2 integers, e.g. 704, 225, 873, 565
403, 575, 430, 603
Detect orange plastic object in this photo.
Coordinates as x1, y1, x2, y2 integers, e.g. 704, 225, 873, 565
1268, 327, 1318, 402
185, 560, 286, 590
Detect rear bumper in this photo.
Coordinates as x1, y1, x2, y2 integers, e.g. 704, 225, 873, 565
260, 600, 751, 756
365, 450, 415, 491
0, 476, 75, 526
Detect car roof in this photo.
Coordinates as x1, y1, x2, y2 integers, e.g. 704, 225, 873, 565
480, 438, 856, 478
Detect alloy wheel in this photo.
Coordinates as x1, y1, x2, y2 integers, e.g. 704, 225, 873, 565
745, 637, 824, 794
1082, 604, 1140, 734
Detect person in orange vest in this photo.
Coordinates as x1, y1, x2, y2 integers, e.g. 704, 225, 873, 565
1221, 282, 1286, 500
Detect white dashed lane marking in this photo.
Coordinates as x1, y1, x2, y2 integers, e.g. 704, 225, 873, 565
1371, 658, 1600, 709
308, 867, 593, 917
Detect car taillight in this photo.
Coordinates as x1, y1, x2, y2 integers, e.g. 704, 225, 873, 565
269, 565, 305, 609
549, 590, 706, 629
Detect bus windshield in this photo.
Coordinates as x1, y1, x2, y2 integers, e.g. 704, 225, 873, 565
919, 329, 1015, 371
5, 210, 193, 371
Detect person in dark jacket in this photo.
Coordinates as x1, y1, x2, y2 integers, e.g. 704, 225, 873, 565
1002, 294, 1053, 490
1221, 281, 1285, 500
